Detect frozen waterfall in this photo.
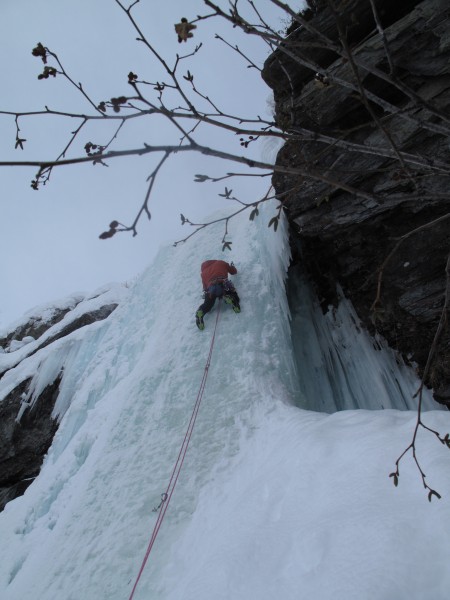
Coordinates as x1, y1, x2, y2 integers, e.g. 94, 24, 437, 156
0, 202, 449, 600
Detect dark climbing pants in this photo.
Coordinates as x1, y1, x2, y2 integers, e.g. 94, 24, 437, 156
197, 281, 240, 316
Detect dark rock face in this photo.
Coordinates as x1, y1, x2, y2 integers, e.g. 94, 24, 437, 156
262, 0, 450, 405
38, 304, 118, 352
0, 299, 119, 511
0, 377, 60, 511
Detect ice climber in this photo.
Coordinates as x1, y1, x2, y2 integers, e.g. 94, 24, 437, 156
195, 259, 240, 330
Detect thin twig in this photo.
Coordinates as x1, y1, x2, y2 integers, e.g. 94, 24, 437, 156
45, 48, 105, 116
214, 34, 261, 71
390, 255, 450, 500
368, 0, 395, 75
117, 152, 170, 236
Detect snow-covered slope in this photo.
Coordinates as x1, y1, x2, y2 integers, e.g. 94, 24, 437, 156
1, 203, 449, 600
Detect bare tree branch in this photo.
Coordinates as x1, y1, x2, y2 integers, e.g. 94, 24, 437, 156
390, 254, 450, 500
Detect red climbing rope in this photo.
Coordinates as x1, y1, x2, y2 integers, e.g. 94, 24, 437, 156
127, 301, 222, 600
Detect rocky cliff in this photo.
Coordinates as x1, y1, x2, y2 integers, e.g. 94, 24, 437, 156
0, 286, 124, 510
262, 0, 450, 405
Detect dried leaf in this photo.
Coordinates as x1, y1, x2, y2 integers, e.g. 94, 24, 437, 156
15, 138, 26, 150
219, 187, 232, 199
268, 216, 279, 231
428, 490, 441, 502
389, 472, 398, 487
194, 174, 209, 183
31, 42, 47, 63
174, 18, 197, 43
99, 229, 116, 240
249, 207, 259, 221
38, 66, 57, 80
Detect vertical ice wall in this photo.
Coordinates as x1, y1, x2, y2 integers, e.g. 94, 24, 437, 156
0, 202, 300, 600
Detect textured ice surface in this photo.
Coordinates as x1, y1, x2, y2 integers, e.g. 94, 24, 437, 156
0, 203, 449, 600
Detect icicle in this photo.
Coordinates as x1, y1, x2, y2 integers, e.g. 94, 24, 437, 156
288, 272, 441, 412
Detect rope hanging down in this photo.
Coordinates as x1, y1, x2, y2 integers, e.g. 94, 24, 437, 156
127, 301, 222, 600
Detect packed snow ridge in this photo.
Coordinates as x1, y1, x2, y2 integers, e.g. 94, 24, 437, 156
0, 202, 449, 600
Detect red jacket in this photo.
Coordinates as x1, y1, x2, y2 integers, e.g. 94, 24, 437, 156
201, 260, 237, 289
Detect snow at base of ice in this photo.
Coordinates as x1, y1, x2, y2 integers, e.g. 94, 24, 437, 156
0, 202, 449, 600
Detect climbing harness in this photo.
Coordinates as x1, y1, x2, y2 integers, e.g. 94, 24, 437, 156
205, 278, 236, 300
127, 301, 222, 600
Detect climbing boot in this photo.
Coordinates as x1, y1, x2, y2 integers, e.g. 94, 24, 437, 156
224, 295, 240, 313
196, 310, 205, 330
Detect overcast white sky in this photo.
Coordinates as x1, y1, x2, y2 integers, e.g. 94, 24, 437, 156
0, 0, 295, 328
